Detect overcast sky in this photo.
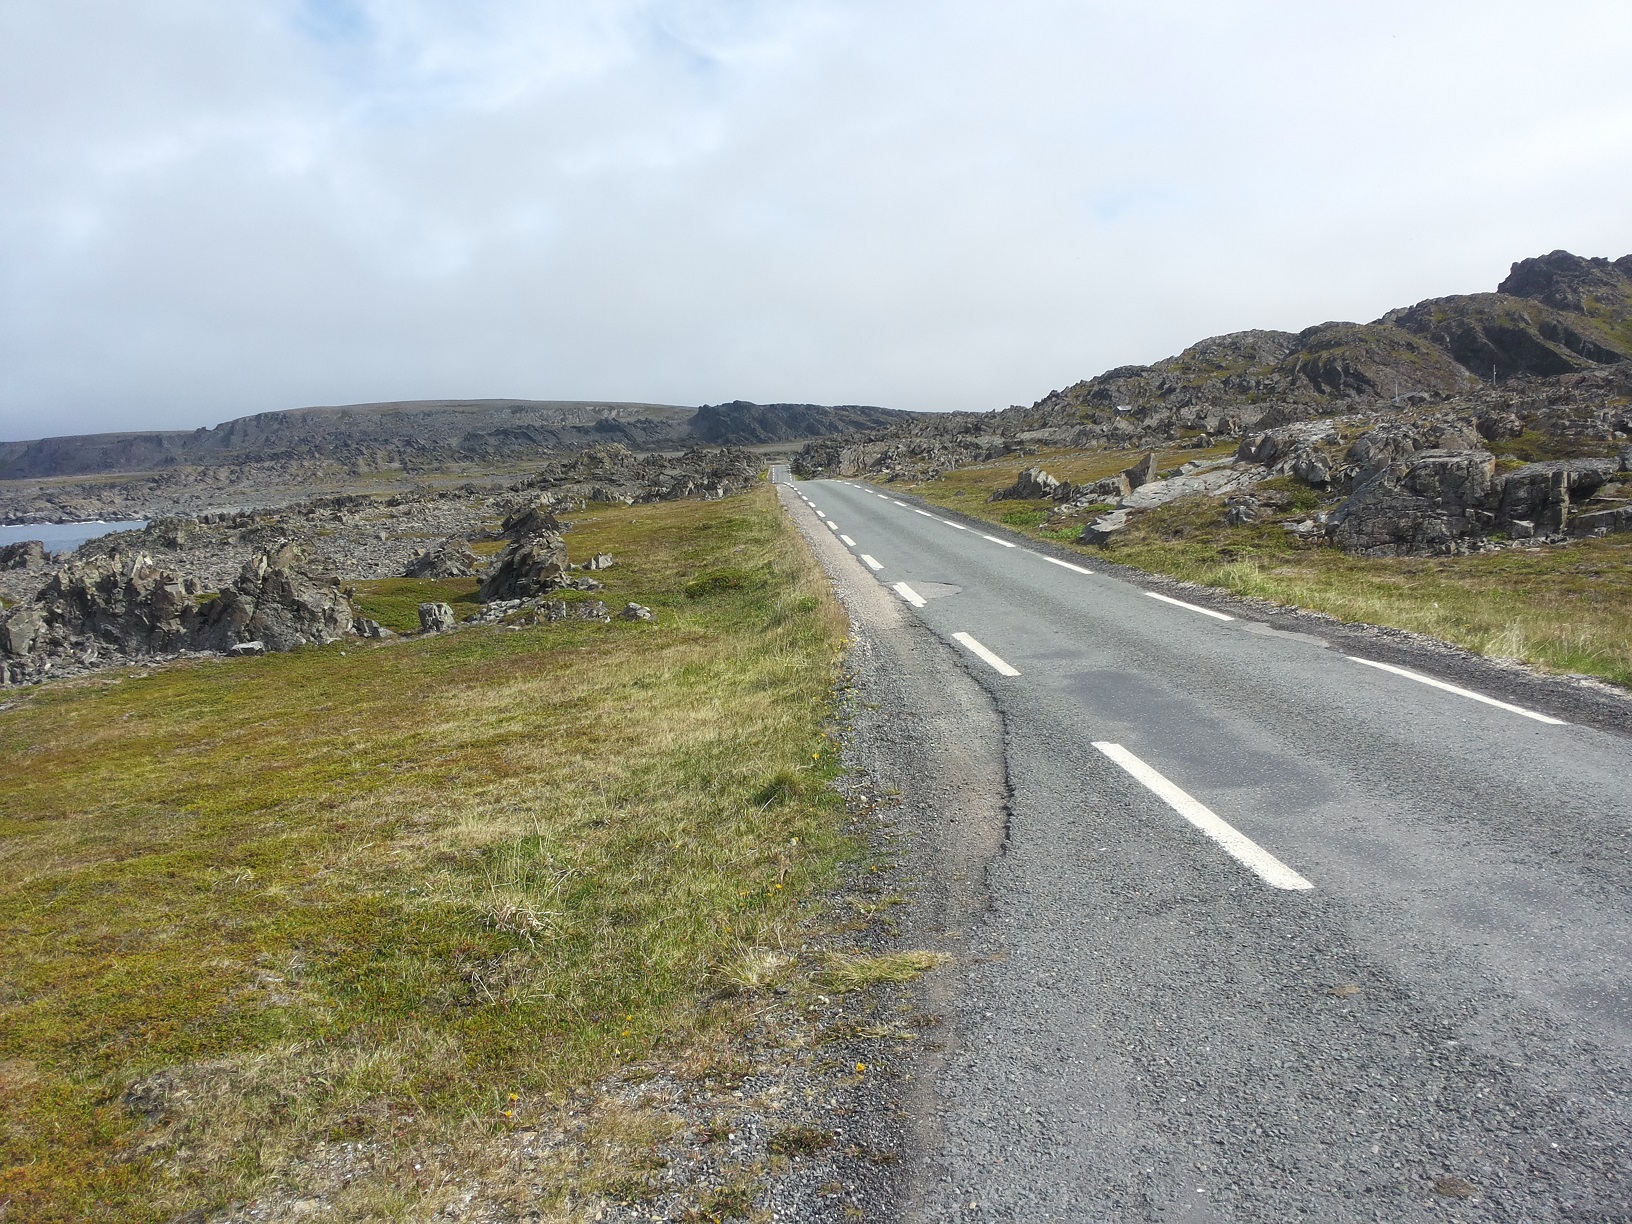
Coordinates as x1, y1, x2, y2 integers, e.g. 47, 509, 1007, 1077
2, 1, 1629, 441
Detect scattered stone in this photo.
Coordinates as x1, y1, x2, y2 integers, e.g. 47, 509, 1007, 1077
621, 603, 655, 622
583, 553, 616, 570
418, 602, 457, 633
1079, 510, 1130, 545
227, 641, 266, 656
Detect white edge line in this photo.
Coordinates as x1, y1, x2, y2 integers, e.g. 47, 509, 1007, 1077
981, 534, 1018, 548
1093, 742, 1313, 891
1146, 590, 1233, 621
1043, 556, 1094, 575
892, 500, 909, 507
914, 508, 934, 517
891, 581, 926, 607
839, 534, 856, 546
815, 510, 826, 518
861, 554, 883, 571
951, 631, 1020, 677
1346, 657, 1566, 725
940, 519, 968, 530
826, 521, 839, 531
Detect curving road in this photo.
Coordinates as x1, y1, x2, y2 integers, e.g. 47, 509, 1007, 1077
779, 471, 1632, 1223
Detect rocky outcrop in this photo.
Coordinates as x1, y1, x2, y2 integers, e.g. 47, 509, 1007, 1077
1327, 451, 1629, 555
1327, 451, 1498, 555
477, 531, 570, 602
0, 540, 46, 570
403, 539, 480, 578
1, 543, 358, 683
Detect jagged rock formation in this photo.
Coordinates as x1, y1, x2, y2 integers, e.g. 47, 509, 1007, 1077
0, 543, 356, 684
477, 531, 570, 602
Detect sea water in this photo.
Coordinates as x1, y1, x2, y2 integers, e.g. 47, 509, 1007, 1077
0, 521, 148, 554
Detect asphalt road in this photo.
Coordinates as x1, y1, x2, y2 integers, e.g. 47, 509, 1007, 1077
781, 475, 1632, 1223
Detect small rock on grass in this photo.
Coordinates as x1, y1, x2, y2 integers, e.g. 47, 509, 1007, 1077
621, 603, 655, 622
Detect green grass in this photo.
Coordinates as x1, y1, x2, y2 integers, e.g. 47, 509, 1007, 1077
349, 576, 483, 632
0, 485, 852, 1222
899, 449, 1632, 688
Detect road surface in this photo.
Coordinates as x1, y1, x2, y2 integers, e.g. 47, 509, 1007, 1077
780, 476, 1632, 1223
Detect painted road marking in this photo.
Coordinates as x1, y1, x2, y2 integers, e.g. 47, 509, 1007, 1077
815, 510, 826, 518
840, 534, 856, 546
1044, 556, 1094, 575
893, 500, 909, 507
1092, 743, 1314, 891
1146, 591, 1234, 621
892, 582, 927, 608
826, 521, 839, 532
861, 554, 883, 571
981, 534, 1017, 548
941, 519, 968, 530
952, 632, 1020, 677
1346, 657, 1566, 725
915, 508, 935, 517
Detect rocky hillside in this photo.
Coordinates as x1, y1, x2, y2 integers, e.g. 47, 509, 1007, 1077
0, 399, 913, 481
798, 250, 1632, 483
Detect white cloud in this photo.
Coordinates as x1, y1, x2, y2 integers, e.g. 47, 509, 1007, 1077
2, 0, 1630, 438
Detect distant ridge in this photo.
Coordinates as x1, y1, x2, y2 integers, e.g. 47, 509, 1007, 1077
0, 398, 917, 480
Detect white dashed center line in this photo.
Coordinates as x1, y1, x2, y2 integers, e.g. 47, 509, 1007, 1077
1346, 657, 1566, 725
892, 581, 927, 608
981, 534, 1017, 548
1146, 591, 1233, 621
840, 535, 856, 546
1093, 743, 1314, 891
952, 632, 1020, 677
861, 554, 883, 571
1043, 556, 1094, 575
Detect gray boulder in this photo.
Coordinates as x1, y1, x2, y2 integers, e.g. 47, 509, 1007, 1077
583, 553, 616, 571
620, 602, 655, 622
1238, 421, 1339, 468
418, 602, 457, 633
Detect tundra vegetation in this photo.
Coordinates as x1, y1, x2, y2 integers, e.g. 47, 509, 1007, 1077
0, 485, 856, 1222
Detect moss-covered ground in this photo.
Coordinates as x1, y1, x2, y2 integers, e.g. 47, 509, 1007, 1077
897, 448, 1632, 688
0, 484, 852, 1221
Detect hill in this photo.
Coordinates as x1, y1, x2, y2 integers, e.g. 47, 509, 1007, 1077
0, 398, 915, 481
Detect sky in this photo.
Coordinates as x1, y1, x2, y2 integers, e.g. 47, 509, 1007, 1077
2, 1, 1630, 442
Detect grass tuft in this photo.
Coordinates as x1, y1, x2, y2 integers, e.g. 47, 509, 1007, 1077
819, 951, 953, 993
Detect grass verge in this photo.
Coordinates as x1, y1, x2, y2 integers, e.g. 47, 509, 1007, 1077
897, 448, 1632, 687
0, 483, 851, 1222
